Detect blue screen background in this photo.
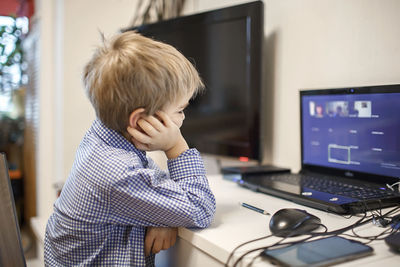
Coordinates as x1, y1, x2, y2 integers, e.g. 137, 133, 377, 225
302, 93, 400, 178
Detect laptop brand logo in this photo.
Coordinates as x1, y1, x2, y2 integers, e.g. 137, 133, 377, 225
344, 171, 354, 177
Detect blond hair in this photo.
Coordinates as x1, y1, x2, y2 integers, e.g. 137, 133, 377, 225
83, 31, 204, 132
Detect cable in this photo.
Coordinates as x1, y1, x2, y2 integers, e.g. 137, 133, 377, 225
226, 223, 328, 267
232, 234, 324, 267
336, 213, 355, 219
343, 205, 400, 244
232, 237, 289, 267
231, 213, 366, 266
313, 211, 369, 237
224, 234, 272, 267
347, 227, 396, 244
227, 205, 400, 266
230, 223, 328, 267
386, 181, 400, 192
246, 253, 260, 267
336, 205, 400, 245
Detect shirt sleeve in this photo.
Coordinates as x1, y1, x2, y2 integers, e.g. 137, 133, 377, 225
109, 149, 216, 228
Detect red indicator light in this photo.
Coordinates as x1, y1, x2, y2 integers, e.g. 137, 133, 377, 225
239, 157, 249, 162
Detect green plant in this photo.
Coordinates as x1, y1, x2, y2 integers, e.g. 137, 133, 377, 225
0, 16, 27, 148
0, 16, 26, 93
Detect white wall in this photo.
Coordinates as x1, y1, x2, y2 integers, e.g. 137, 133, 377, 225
36, 0, 400, 217
34, 0, 58, 219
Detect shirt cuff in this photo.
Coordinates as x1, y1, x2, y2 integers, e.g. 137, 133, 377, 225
167, 148, 206, 180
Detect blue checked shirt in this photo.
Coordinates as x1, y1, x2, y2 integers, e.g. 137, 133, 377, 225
44, 119, 216, 266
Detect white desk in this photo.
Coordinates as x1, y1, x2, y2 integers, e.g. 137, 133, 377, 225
158, 175, 400, 267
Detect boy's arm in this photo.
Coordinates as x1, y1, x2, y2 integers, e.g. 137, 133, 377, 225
110, 148, 215, 228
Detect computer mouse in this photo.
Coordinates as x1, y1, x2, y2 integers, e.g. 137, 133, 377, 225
269, 208, 321, 237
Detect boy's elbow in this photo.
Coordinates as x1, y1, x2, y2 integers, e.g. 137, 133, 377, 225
191, 199, 216, 229
195, 214, 214, 229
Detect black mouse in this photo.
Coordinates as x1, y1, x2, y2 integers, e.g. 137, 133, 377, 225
269, 208, 321, 237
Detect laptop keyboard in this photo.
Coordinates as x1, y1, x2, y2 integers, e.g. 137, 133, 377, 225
267, 173, 398, 200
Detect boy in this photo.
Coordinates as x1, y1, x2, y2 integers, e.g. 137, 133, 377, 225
44, 31, 216, 266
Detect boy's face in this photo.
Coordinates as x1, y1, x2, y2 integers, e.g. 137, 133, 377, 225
162, 93, 191, 128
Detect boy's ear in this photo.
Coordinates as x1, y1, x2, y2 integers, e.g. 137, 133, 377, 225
128, 108, 146, 128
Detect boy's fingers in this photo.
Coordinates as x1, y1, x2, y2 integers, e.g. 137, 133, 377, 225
144, 234, 154, 256
168, 228, 177, 248
127, 127, 152, 144
152, 238, 163, 254
162, 239, 171, 250
144, 115, 164, 131
171, 232, 177, 246
137, 119, 157, 137
155, 111, 173, 127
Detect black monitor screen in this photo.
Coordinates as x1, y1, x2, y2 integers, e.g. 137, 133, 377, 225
128, 1, 264, 160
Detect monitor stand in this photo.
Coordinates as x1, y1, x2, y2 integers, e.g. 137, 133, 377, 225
201, 154, 290, 176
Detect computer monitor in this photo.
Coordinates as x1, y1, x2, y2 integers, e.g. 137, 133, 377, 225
126, 1, 264, 161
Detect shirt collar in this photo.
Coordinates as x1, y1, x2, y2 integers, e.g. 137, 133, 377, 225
91, 118, 148, 166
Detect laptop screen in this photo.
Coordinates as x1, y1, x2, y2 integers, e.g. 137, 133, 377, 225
301, 87, 400, 178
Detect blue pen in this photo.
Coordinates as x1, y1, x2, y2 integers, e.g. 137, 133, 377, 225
240, 202, 270, 215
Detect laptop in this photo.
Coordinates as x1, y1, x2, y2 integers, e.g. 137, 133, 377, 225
239, 84, 400, 214
0, 153, 26, 266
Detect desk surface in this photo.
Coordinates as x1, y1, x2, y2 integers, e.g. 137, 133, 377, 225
177, 175, 400, 266
31, 173, 400, 266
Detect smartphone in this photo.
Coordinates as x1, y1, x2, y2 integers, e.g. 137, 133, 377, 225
262, 236, 373, 267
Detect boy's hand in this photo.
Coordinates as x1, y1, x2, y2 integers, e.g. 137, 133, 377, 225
144, 227, 178, 256
127, 111, 189, 159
